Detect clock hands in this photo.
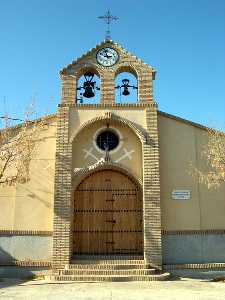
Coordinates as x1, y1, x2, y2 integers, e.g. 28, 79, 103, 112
102, 49, 112, 59
105, 54, 112, 59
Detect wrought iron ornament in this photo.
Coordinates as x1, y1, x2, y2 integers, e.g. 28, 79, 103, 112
98, 10, 118, 40
115, 79, 138, 96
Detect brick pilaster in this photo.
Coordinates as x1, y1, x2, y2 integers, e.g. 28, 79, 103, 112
53, 104, 73, 269
138, 71, 153, 103
143, 105, 162, 269
61, 75, 76, 104
100, 70, 115, 104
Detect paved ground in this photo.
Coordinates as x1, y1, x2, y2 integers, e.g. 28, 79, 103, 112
0, 278, 225, 300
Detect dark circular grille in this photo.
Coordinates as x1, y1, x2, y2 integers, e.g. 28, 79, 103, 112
96, 130, 119, 151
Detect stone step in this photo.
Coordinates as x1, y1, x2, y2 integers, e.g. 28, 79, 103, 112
72, 255, 143, 260
59, 268, 156, 276
65, 263, 148, 270
49, 273, 170, 282
69, 259, 146, 266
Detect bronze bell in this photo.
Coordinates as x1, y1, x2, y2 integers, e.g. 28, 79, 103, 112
122, 86, 130, 96
83, 85, 95, 98
122, 79, 130, 96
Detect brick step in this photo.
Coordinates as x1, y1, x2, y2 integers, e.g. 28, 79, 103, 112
59, 268, 156, 276
65, 263, 147, 270
49, 273, 170, 282
72, 255, 143, 260
69, 259, 145, 265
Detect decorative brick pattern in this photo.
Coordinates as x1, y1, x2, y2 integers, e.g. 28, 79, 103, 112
53, 104, 73, 269
0, 261, 52, 267
72, 162, 142, 189
0, 230, 52, 236
50, 258, 169, 281
60, 40, 155, 105
100, 70, 115, 104
164, 263, 225, 270
69, 111, 146, 144
60, 75, 76, 104
143, 105, 162, 269
162, 229, 225, 235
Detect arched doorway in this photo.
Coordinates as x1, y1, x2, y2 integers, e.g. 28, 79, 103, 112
73, 169, 143, 256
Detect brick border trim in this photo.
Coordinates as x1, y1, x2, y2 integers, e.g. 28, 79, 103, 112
162, 230, 225, 235
0, 230, 53, 236
0, 261, 52, 267
143, 107, 162, 269
72, 161, 142, 188
69, 111, 146, 144
164, 263, 225, 270
60, 40, 154, 75
53, 105, 72, 269
72, 103, 157, 108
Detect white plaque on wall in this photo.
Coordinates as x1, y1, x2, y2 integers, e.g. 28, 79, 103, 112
172, 190, 191, 200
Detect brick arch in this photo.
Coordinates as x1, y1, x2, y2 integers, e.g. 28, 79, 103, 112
73, 162, 142, 190
113, 64, 142, 104
69, 113, 147, 144
75, 65, 103, 80
114, 64, 139, 78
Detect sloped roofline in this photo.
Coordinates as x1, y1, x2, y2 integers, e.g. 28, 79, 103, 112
60, 39, 156, 77
0, 114, 57, 132
158, 110, 224, 134
1, 109, 224, 135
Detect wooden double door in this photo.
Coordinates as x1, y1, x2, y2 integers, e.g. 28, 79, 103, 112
73, 169, 143, 255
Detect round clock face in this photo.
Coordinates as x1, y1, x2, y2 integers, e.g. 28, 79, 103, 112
96, 47, 119, 67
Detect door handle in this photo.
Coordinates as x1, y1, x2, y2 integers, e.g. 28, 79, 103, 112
105, 220, 116, 224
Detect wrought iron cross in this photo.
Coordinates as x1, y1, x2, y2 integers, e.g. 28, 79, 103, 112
98, 10, 118, 40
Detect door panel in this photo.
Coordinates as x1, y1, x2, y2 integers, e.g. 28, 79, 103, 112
73, 169, 143, 255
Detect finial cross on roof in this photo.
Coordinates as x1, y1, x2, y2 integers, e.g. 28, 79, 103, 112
98, 10, 118, 40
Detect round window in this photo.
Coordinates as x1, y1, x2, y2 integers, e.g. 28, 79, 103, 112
96, 130, 119, 151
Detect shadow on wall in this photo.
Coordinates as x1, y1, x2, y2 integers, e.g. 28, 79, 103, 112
0, 247, 34, 286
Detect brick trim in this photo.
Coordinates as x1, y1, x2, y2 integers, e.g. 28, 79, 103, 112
0, 230, 53, 236
69, 112, 146, 145
0, 261, 52, 267
163, 263, 225, 270
143, 107, 162, 269
59, 103, 157, 108
162, 229, 225, 235
60, 40, 154, 75
73, 162, 142, 189
53, 105, 73, 269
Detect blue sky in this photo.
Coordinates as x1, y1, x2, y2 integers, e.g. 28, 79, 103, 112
0, 0, 224, 130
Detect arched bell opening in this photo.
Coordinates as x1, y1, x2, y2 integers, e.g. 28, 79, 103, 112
73, 168, 143, 257
76, 68, 100, 104
115, 67, 138, 104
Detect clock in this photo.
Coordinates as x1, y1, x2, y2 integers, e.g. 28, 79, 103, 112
96, 47, 119, 67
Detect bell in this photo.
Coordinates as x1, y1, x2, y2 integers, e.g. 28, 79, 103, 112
83, 86, 95, 98
122, 86, 130, 96
122, 78, 130, 96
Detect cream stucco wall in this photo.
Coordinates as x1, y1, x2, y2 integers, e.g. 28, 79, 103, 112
69, 107, 147, 141
1, 110, 224, 233
71, 109, 143, 181
158, 113, 225, 231
0, 118, 57, 231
